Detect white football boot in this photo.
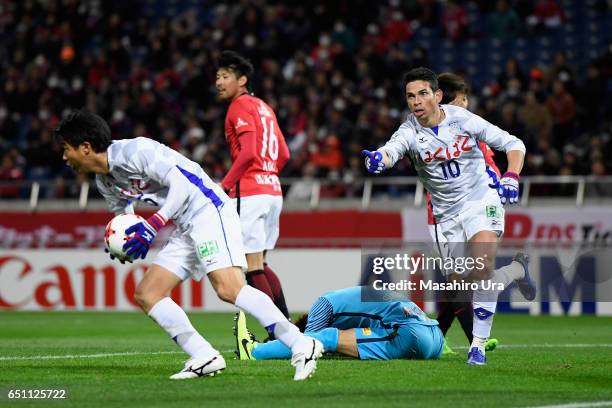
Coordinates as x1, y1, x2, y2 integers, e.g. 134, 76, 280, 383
169, 353, 226, 380
291, 337, 324, 381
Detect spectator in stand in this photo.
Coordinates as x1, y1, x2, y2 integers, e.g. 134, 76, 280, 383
498, 58, 527, 91
518, 91, 553, 151
0, 154, 24, 198
527, 0, 564, 32
309, 134, 344, 174
546, 79, 576, 150
383, 10, 413, 45
486, 0, 522, 41
441, 0, 468, 41
577, 64, 607, 132
545, 50, 576, 93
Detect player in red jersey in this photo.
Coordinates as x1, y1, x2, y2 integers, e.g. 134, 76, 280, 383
429, 73, 501, 354
216, 51, 291, 319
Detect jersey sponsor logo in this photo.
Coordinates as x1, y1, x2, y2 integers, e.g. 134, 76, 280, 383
421, 135, 473, 164
255, 174, 280, 186
197, 240, 220, 259
235, 117, 249, 129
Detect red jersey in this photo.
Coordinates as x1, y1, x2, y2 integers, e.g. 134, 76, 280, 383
221, 94, 290, 198
427, 142, 500, 225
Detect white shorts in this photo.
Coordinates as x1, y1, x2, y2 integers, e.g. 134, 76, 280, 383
430, 188, 504, 273
233, 194, 283, 253
153, 201, 247, 281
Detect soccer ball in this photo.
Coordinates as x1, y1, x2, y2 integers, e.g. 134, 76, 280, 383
104, 213, 145, 261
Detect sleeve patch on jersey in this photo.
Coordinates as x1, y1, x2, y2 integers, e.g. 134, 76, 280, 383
235, 117, 249, 128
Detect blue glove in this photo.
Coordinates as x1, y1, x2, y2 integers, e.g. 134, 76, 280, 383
497, 171, 520, 205
362, 150, 385, 174
485, 165, 500, 189
123, 213, 166, 259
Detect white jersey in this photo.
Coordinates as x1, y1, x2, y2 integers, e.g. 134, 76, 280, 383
381, 104, 525, 221
95, 137, 229, 231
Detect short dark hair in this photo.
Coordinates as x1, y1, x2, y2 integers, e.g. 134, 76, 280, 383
438, 72, 470, 104
217, 50, 254, 89
54, 109, 112, 152
402, 67, 439, 92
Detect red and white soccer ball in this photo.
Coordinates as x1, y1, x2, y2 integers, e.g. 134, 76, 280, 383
104, 213, 145, 260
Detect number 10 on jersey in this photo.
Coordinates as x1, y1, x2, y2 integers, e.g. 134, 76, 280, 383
439, 159, 460, 179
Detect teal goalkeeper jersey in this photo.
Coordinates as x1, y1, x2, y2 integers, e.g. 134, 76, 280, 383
306, 286, 439, 332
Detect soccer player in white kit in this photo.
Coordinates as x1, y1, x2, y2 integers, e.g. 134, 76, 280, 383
362, 67, 536, 365
55, 110, 323, 380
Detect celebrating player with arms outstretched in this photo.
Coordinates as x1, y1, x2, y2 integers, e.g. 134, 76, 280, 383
55, 110, 322, 380
362, 67, 536, 365
431, 73, 500, 355
216, 51, 291, 320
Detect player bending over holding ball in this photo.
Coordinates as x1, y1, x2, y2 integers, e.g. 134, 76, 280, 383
54, 110, 322, 380
234, 286, 444, 361
362, 67, 536, 365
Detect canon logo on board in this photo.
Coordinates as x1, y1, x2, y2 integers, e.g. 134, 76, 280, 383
0, 255, 204, 310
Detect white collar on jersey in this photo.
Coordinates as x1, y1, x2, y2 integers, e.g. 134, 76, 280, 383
411, 105, 448, 134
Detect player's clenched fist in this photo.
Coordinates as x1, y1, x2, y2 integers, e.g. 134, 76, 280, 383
362, 150, 385, 174
497, 171, 520, 205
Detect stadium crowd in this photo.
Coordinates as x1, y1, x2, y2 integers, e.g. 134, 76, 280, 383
0, 0, 611, 199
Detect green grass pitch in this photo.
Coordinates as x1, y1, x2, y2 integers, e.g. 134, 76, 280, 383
1, 312, 611, 408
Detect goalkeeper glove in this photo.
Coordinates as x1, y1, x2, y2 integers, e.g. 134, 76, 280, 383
123, 213, 166, 259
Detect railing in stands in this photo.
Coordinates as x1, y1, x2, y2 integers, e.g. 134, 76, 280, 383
1, 176, 612, 211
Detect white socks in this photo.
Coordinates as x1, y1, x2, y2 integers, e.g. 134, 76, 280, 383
470, 261, 525, 352
471, 336, 487, 352
495, 261, 525, 283
148, 297, 217, 359
235, 285, 303, 349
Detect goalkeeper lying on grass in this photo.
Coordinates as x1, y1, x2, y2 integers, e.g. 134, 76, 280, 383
234, 286, 444, 361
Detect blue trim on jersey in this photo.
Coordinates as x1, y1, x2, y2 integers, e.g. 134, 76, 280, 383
215, 207, 234, 265
431, 126, 439, 135
356, 333, 396, 344
333, 312, 396, 330
176, 165, 223, 208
